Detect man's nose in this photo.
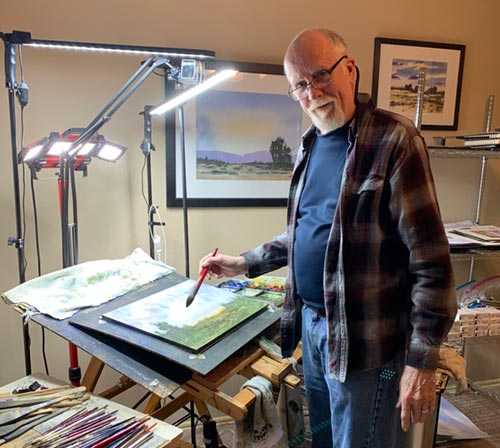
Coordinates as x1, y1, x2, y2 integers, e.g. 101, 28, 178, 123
305, 83, 323, 100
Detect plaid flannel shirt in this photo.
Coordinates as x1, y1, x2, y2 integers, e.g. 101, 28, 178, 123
243, 94, 457, 382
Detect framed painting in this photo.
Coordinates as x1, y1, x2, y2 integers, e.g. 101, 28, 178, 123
164, 60, 310, 207
372, 38, 466, 130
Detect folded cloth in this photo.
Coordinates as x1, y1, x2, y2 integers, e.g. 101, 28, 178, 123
437, 347, 468, 393
234, 376, 284, 448
1, 248, 174, 320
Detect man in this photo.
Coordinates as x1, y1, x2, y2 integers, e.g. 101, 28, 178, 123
199, 28, 456, 447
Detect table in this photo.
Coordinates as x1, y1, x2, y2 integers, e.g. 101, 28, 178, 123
0, 373, 183, 447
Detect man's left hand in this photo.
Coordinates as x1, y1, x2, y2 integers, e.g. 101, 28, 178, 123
396, 365, 437, 432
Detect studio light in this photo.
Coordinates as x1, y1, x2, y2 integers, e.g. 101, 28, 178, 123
1, 29, 221, 381
19, 128, 127, 173
10, 30, 215, 59
150, 69, 238, 115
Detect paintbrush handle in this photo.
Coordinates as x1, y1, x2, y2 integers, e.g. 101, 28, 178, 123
186, 248, 218, 307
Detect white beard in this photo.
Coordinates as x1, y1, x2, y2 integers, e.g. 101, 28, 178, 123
307, 97, 347, 134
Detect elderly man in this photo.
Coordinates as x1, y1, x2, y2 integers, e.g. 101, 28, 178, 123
200, 28, 456, 447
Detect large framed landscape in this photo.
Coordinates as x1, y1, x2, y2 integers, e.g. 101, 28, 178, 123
165, 60, 309, 207
372, 38, 465, 130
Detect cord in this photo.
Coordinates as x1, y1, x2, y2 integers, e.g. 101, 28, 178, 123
149, 205, 167, 264
18, 44, 49, 376
18, 47, 28, 281
140, 155, 148, 207
141, 153, 166, 263
200, 415, 227, 448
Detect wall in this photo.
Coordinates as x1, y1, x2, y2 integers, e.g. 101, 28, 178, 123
1, 0, 500, 398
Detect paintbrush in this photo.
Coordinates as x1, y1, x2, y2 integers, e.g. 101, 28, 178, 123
185, 247, 218, 307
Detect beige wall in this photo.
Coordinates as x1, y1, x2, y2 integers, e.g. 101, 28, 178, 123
1, 0, 500, 393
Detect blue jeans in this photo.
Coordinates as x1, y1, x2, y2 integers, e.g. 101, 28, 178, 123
301, 305, 404, 448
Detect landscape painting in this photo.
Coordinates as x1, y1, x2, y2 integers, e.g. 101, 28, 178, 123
166, 61, 311, 207
101, 280, 269, 353
372, 38, 465, 130
195, 89, 301, 181
389, 58, 448, 114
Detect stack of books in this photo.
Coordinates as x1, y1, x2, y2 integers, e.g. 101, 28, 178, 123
457, 131, 500, 148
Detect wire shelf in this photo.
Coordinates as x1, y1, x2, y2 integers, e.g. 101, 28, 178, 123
428, 145, 500, 158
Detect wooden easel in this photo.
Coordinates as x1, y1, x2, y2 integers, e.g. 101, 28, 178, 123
81, 342, 302, 423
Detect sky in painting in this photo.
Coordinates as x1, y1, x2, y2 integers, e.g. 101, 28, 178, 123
196, 90, 303, 155
391, 58, 448, 90
103, 280, 236, 330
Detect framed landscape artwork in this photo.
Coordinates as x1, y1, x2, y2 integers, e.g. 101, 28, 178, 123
101, 280, 269, 353
165, 60, 310, 207
372, 38, 466, 130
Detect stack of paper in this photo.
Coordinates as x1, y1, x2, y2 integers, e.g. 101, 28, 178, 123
457, 131, 500, 148
445, 221, 500, 249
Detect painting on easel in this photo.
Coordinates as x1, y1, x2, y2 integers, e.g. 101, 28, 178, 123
101, 280, 269, 353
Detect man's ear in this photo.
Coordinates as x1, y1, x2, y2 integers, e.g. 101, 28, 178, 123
346, 57, 356, 77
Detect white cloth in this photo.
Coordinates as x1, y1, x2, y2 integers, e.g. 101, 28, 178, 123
234, 376, 284, 448
1, 248, 174, 319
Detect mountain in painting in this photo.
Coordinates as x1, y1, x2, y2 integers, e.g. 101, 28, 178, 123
197, 150, 274, 164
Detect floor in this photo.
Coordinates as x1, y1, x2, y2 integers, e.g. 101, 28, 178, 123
177, 384, 500, 448
437, 385, 500, 448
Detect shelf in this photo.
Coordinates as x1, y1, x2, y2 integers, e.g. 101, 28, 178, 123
450, 247, 500, 261
427, 145, 500, 158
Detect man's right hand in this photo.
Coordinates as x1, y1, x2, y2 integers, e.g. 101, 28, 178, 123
199, 252, 248, 280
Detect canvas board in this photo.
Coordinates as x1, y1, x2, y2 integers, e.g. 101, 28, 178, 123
101, 280, 269, 353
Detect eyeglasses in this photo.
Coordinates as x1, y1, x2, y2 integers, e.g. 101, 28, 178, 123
288, 55, 348, 101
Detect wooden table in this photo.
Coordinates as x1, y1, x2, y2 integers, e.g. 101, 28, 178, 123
0, 373, 183, 447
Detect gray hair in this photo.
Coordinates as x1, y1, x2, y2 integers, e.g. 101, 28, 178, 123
284, 28, 349, 78
287, 28, 348, 54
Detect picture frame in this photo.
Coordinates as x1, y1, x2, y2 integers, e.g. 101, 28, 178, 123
372, 38, 466, 130
165, 60, 309, 207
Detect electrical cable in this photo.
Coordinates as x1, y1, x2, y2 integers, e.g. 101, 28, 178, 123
140, 155, 148, 206
132, 391, 151, 410
18, 44, 50, 376
29, 175, 49, 376
149, 205, 167, 264
18, 45, 28, 281
141, 153, 166, 263
69, 159, 79, 265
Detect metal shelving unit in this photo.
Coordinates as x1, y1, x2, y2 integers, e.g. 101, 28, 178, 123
427, 144, 500, 276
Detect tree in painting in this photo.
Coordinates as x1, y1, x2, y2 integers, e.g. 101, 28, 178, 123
269, 137, 293, 169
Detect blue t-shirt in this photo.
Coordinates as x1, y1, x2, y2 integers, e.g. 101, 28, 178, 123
294, 124, 348, 309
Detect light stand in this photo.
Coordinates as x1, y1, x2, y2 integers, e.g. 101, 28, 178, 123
157, 68, 237, 277
2, 31, 31, 375
140, 105, 165, 259
2, 29, 235, 399
1, 29, 216, 380
56, 55, 173, 385
177, 104, 191, 277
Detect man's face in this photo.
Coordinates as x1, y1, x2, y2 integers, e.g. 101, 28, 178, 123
285, 34, 357, 134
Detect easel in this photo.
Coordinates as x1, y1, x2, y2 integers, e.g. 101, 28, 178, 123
80, 341, 302, 424
15, 270, 301, 446
75, 342, 302, 448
